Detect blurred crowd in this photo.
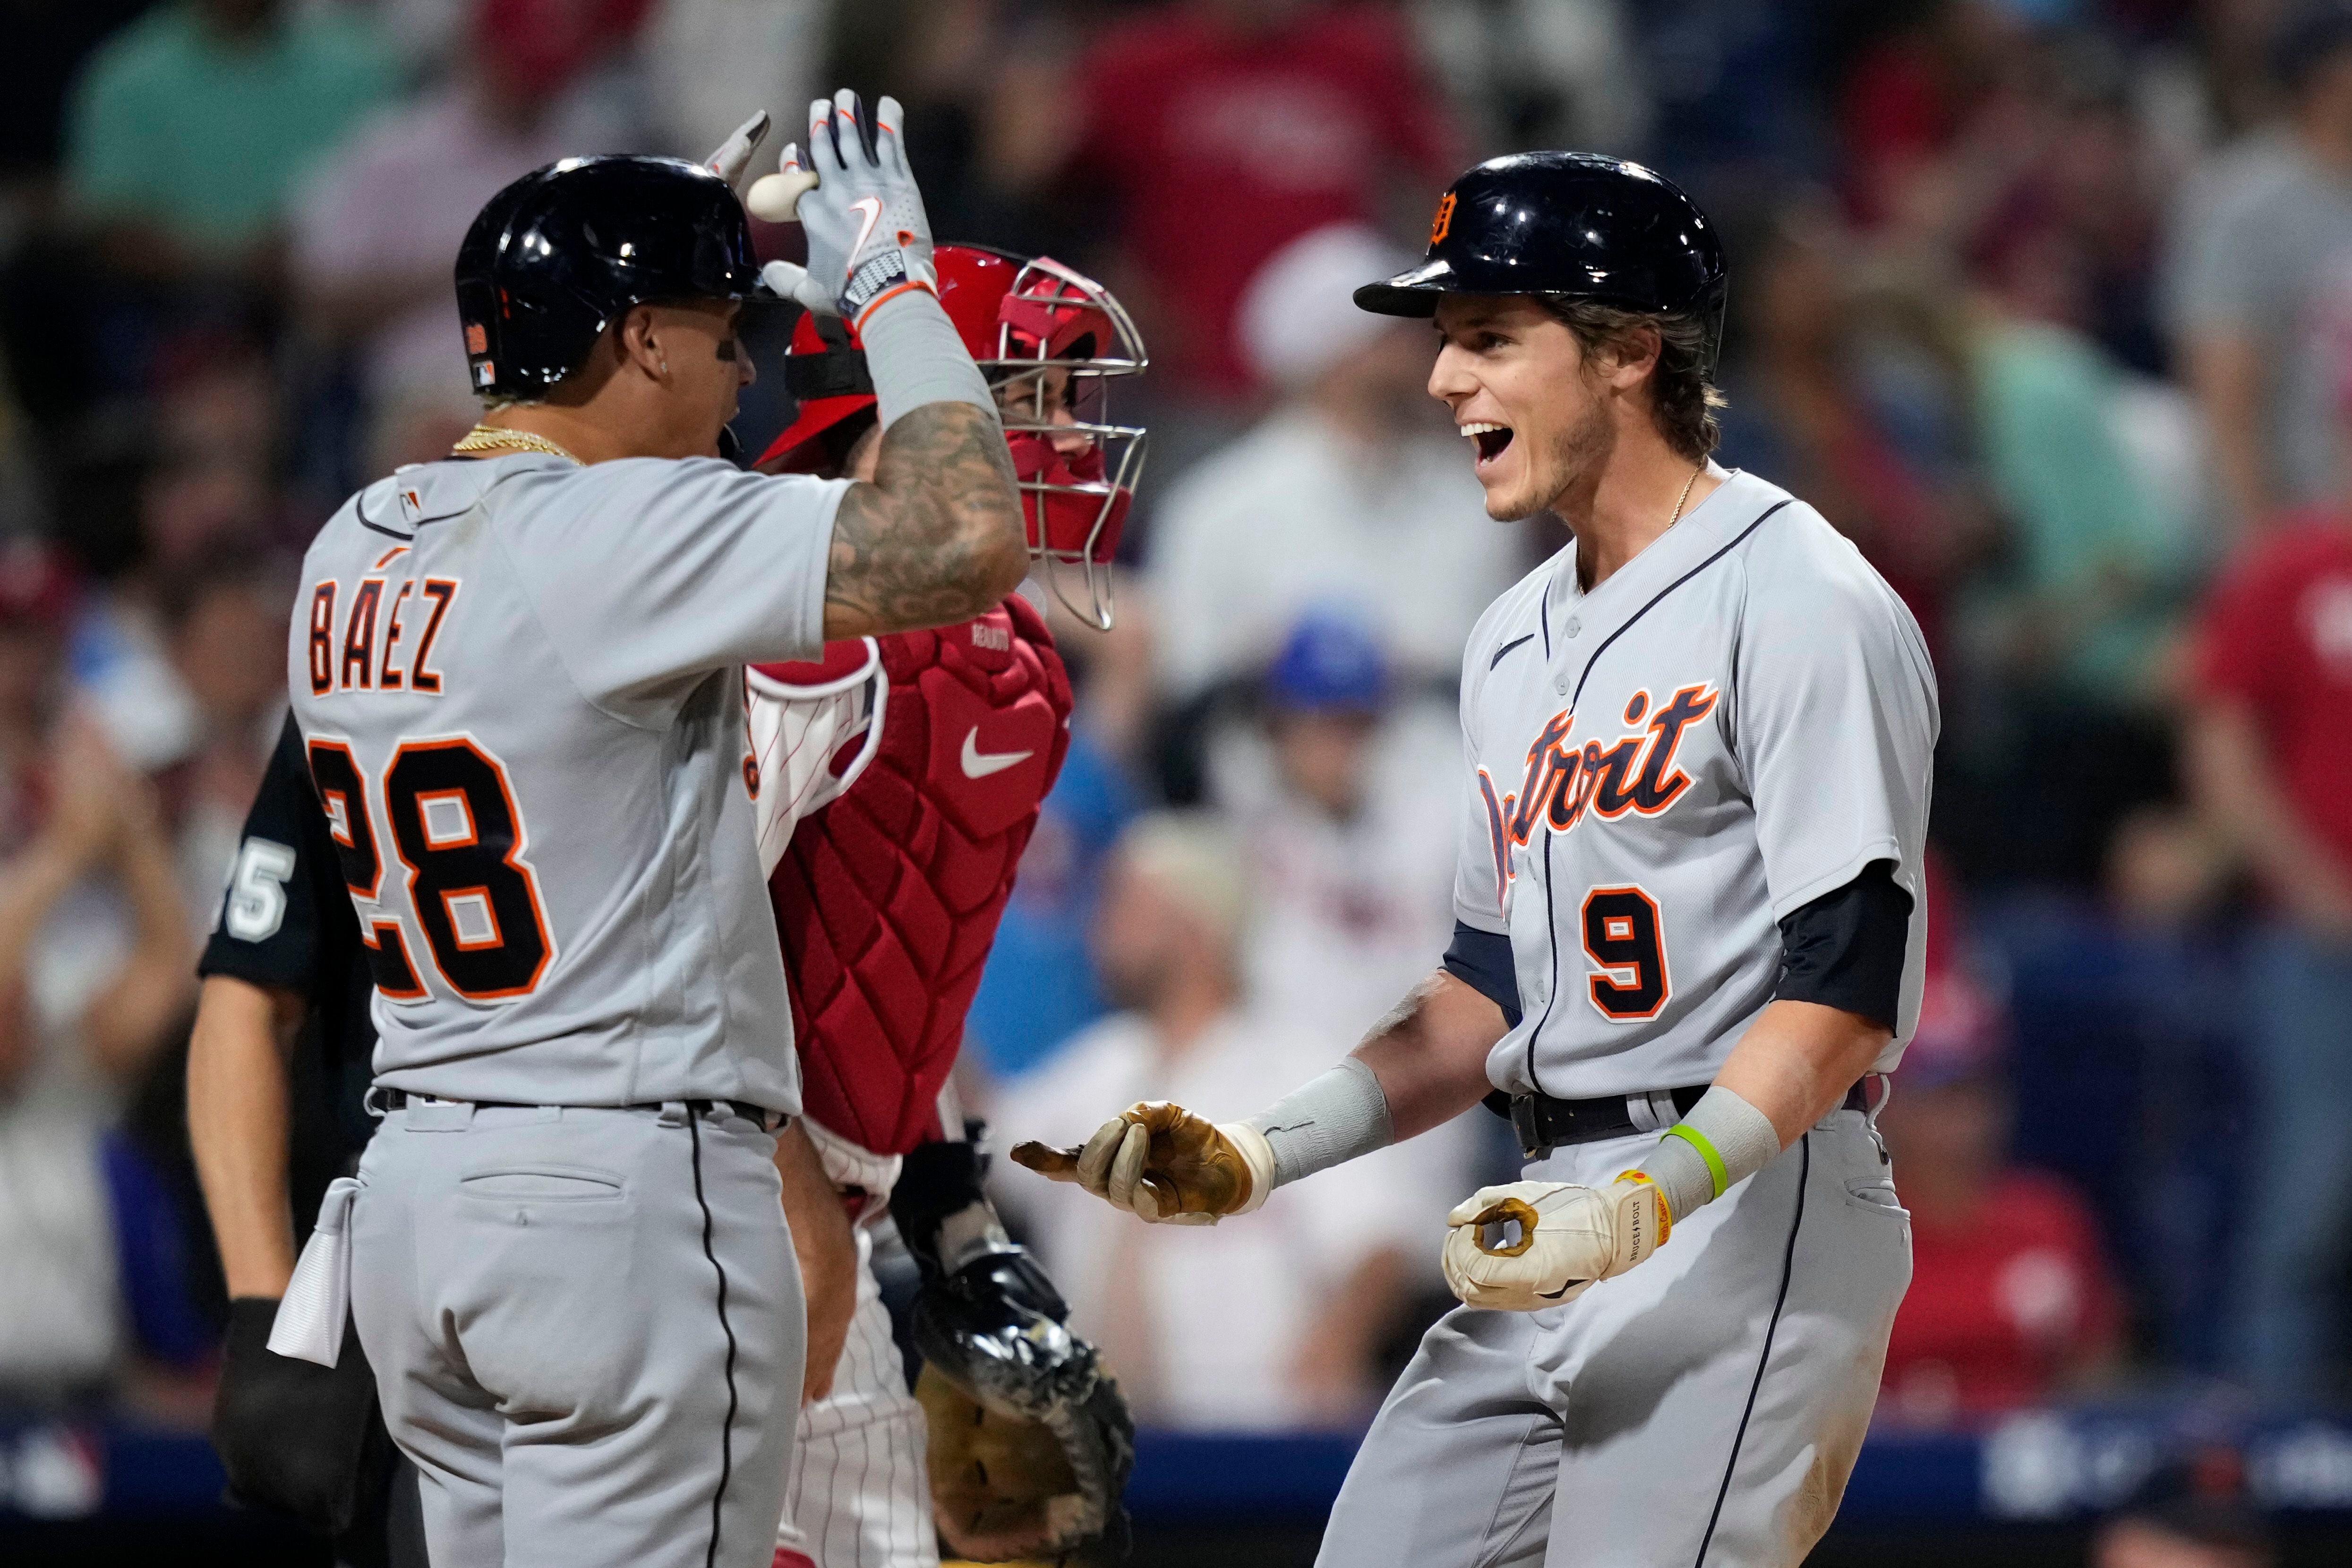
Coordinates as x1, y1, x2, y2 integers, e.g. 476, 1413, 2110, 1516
1, 0, 2351, 1469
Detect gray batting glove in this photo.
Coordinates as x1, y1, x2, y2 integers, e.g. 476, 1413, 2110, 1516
701, 111, 771, 190
746, 89, 935, 326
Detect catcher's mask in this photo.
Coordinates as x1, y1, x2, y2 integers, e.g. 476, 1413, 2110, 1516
759, 244, 1148, 630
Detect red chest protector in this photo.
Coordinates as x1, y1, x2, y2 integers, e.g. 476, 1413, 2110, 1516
760, 595, 1072, 1156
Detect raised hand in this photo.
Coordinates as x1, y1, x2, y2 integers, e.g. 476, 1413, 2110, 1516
747, 89, 935, 326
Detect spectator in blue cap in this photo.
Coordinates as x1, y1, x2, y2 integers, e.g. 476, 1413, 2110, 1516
1218, 606, 1480, 1270
1258, 604, 1392, 829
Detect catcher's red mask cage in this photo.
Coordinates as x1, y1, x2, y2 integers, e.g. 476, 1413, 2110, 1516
758, 248, 1148, 630
967, 254, 1147, 632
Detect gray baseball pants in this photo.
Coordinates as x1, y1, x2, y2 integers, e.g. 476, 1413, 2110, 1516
349, 1098, 803, 1568
1317, 1105, 1910, 1568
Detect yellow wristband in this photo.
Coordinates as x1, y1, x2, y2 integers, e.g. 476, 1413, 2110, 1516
1613, 1169, 1674, 1244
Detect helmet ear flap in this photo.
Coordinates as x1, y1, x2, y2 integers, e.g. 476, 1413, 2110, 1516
457, 278, 502, 394
1695, 279, 1729, 385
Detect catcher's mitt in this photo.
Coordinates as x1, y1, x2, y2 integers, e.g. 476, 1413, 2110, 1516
917, 1356, 1133, 1564
894, 1139, 1135, 1560
912, 1247, 1133, 1562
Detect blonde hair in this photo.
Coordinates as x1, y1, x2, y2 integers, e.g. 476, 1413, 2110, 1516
1116, 812, 1252, 948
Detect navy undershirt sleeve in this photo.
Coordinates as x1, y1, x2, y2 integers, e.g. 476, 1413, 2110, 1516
1442, 922, 1522, 1029
1773, 859, 1911, 1030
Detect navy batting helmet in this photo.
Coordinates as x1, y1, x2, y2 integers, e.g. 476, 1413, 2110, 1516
455, 155, 767, 399
1354, 152, 1728, 379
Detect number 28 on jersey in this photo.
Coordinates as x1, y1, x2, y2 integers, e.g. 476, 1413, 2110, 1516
305, 562, 557, 1007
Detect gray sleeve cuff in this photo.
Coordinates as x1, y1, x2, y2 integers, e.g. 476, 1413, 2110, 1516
1242, 1057, 1395, 1189
855, 286, 996, 431
1634, 1085, 1782, 1222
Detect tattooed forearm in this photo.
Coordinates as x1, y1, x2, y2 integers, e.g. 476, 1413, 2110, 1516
822, 401, 1026, 638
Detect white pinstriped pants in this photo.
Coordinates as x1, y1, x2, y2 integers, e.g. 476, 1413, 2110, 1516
774, 1225, 936, 1568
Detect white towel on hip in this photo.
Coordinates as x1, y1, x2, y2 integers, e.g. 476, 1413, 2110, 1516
267, 1176, 360, 1366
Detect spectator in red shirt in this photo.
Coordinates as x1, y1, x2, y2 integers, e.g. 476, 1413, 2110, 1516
2185, 499, 2352, 1401
1059, 0, 1462, 401
1877, 858, 2124, 1425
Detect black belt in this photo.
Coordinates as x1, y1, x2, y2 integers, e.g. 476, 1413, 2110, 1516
1492, 1080, 1873, 1160
374, 1088, 787, 1131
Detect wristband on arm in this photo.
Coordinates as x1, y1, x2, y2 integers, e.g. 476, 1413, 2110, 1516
1240, 1056, 1396, 1190
892, 1136, 1017, 1283
856, 286, 997, 431
1630, 1085, 1781, 1225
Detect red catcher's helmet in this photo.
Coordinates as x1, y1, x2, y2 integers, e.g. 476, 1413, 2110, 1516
756, 245, 1147, 630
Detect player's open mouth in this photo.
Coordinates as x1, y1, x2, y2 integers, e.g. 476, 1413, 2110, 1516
1463, 421, 1514, 466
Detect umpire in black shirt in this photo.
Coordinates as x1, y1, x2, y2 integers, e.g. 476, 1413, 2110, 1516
187, 712, 423, 1568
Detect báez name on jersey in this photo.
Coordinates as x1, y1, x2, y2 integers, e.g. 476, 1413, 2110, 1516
1475, 682, 1719, 900
309, 576, 459, 697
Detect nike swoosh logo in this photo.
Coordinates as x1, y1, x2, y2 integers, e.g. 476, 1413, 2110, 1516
848, 197, 884, 257
961, 728, 1034, 780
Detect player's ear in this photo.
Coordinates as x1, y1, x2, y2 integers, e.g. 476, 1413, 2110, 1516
1601, 322, 1662, 391
616, 304, 670, 383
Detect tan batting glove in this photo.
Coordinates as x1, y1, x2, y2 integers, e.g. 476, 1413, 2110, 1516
1440, 1173, 1671, 1311
1009, 1101, 1275, 1226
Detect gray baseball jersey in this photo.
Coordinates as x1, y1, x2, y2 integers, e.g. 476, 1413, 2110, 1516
1455, 467, 1939, 1100
286, 451, 848, 1112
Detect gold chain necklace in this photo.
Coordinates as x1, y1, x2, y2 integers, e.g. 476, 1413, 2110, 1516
451, 424, 584, 465
1576, 464, 1711, 594
1668, 463, 1703, 528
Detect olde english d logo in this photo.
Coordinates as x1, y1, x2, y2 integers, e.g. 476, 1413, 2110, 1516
1475, 683, 1719, 905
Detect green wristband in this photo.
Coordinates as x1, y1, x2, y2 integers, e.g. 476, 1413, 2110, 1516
1664, 1122, 1728, 1198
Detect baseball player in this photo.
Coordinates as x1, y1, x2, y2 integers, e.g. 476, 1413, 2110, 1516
743, 242, 1144, 1568
278, 95, 1029, 1568
186, 711, 858, 1566
1014, 152, 1939, 1567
